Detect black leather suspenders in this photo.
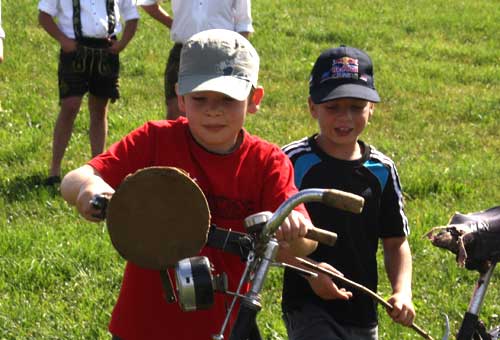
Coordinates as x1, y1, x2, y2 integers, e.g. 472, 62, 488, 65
72, 0, 116, 40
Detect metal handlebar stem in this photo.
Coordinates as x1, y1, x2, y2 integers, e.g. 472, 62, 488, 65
246, 238, 280, 300
226, 239, 279, 340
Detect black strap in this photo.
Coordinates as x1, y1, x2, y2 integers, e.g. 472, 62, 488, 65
159, 270, 177, 304
72, 0, 116, 41
72, 0, 82, 40
206, 225, 252, 261
106, 0, 116, 37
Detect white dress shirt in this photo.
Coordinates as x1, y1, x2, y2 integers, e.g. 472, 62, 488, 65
38, 0, 139, 39
137, 0, 253, 43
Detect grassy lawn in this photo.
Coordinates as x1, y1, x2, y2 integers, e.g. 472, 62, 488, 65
0, 0, 499, 339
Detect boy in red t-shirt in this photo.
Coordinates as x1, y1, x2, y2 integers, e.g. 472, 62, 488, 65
60, 29, 317, 340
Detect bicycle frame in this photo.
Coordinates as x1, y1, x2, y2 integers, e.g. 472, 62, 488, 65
455, 262, 497, 340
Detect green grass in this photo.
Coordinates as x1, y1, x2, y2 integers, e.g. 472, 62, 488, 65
1, 0, 499, 339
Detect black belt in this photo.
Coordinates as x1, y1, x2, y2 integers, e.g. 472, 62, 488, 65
78, 36, 115, 48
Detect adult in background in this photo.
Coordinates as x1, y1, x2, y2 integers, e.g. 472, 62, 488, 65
137, 0, 254, 120
0, 0, 4, 63
38, 0, 139, 185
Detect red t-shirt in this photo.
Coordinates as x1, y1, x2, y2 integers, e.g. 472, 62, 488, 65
89, 118, 307, 340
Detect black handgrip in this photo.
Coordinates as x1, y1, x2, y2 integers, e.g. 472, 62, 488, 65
229, 303, 262, 340
90, 194, 109, 220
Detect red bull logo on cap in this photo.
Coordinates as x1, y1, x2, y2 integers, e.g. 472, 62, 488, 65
319, 57, 360, 83
331, 57, 359, 79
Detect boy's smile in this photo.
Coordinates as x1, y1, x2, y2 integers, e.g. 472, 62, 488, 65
334, 126, 354, 137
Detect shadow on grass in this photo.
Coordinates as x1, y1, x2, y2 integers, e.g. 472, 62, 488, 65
0, 173, 60, 203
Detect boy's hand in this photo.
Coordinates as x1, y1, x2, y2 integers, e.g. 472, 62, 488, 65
107, 39, 123, 54
107, 19, 138, 55
275, 210, 318, 256
386, 292, 415, 326
275, 210, 310, 246
307, 262, 353, 301
61, 165, 115, 223
76, 185, 114, 222
60, 37, 77, 53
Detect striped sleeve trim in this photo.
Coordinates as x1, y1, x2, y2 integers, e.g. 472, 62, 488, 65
370, 147, 409, 235
282, 137, 311, 159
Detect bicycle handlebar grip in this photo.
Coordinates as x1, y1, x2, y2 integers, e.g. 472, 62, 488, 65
90, 194, 109, 220
323, 189, 364, 214
306, 227, 338, 246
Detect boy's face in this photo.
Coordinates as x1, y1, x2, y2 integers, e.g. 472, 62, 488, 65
179, 88, 263, 154
309, 97, 373, 154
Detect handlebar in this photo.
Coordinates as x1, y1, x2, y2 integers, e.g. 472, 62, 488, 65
223, 188, 364, 340
261, 188, 364, 244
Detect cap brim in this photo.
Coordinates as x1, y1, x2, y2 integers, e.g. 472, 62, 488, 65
178, 75, 253, 101
311, 83, 380, 104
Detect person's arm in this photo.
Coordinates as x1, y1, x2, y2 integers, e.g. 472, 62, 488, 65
108, 18, 138, 54
383, 236, 415, 326
61, 164, 115, 222
141, 3, 173, 28
234, 0, 254, 38
38, 10, 77, 52
0, 38, 3, 63
239, 32, 250, 39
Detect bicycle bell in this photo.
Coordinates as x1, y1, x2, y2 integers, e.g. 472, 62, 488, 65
175, 256, 227, 312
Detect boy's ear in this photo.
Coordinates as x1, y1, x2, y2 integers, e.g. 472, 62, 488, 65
176, 84, 187, 113
308, 97, 319, 119
247, 86, 264, 114
369, 103, 375, 118
178, 95, 186, 113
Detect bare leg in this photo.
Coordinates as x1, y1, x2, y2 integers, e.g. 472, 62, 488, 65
166, 96, 184, 120
49, 96, 83, 177
88, 94, 109, 157
0, 38, 4, 63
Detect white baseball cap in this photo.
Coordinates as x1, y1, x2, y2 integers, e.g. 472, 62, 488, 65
177, 29, 259, 101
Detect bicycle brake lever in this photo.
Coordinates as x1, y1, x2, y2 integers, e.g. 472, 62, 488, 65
273, 262, 318, 278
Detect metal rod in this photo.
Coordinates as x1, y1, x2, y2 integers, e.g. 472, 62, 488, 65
467, 262, 497, 315
294, 257, 435, 340
213, 251, 255, 340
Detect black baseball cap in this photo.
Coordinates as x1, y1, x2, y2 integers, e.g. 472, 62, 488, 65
309, 46, 380, 104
